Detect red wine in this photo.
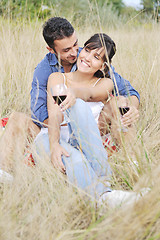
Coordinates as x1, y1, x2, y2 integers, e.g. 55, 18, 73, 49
119, 107, 130, 115
52, 95, 67, 105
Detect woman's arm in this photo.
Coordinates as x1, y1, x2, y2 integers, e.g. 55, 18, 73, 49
75, 78, 113, 102
47, 73, 69, 173
61, 78, 113, 111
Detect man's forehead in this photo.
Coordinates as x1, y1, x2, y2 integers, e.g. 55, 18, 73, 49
54, 31, 78, 50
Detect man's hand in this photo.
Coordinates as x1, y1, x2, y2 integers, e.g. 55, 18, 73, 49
51, 143, 69, 174
121, 105, 139, 127
60, 88, 76, 111
117, 96, 139, 127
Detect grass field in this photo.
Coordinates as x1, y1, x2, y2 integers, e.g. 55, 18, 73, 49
0, 17, 160, 240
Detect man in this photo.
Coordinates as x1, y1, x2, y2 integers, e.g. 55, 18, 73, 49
30, 17, 140, 130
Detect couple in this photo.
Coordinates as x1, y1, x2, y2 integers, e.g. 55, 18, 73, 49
31, 18, 139, 131
0, 17, 142, 207
32, 17, 142, 206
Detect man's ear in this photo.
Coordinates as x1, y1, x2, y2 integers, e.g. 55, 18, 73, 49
46, 46, 55, 54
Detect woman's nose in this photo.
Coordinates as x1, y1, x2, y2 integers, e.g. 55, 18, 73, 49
85, 53, 91, 61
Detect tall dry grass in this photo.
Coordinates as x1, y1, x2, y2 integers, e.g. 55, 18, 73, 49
0, 16, 160, 240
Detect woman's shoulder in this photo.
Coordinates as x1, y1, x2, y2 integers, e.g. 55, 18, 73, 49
49, 72, 72, 79
48, 72, 66, 87
100, 76, 112, 81
49, 72, 64, 78
93, 77, 112, 86
48, 72, 66, 83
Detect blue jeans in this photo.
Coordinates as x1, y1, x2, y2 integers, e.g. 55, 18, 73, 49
34, 99, 112, 198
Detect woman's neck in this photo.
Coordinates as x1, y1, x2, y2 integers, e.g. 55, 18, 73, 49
69, 71, 96, 87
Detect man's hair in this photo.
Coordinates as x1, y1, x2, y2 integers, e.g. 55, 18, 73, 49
43, 17, 74, 49
84, 33, 116, 78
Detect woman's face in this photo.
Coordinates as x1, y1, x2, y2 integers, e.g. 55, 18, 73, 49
77, 46, 105, 75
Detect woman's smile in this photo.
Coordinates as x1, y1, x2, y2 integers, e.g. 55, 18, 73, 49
80, 60, 90, 68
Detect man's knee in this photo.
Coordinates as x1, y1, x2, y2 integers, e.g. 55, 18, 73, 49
9, 112, 29, 127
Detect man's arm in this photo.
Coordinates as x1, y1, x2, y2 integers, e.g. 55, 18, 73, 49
30, 55, 53, 127
130, 95, 139, 109
111, 66, 140, 103
121, 95, 139, 127
111, 66, 140, 126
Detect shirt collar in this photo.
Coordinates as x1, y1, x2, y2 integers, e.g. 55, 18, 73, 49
49, 53, 59, 66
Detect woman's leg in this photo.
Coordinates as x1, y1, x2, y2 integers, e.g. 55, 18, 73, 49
66, 99, 111, 179
34, 130, 110, 198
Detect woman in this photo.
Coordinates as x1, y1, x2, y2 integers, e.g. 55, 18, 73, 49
47, 33, 115, 169
35, 33, 114, 197
35, 33, 143, 205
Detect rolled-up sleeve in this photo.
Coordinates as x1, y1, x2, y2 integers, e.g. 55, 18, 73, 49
111, 66, 140, 102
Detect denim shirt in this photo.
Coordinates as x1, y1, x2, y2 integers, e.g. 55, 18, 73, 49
30, 47, 140, 127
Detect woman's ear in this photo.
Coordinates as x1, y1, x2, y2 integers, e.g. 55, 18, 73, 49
100, 62, 109, 71
46, 46, 55, 54
100, 65, 104, 72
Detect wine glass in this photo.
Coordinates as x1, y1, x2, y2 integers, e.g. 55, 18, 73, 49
117, 96, 130, 116
51, 84, 67, 105
117, 96, 129, 132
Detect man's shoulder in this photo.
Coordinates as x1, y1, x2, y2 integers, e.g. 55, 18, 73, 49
35, 52, 55, 69
33, 52, 56, 84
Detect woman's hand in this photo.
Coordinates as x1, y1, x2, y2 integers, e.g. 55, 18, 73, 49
51, 143, 69, 174
60, 88, 76, 111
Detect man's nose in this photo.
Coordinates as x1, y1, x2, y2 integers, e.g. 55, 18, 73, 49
70, 47, 78, 56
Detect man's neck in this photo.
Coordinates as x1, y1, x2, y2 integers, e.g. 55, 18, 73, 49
63, 64, 73, 73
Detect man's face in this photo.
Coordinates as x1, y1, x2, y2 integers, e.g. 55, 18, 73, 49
54, 31, 79, 65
